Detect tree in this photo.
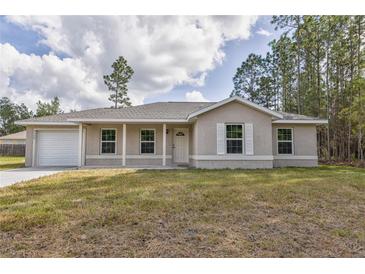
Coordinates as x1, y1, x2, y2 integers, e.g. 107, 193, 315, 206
35, 97, 63, 117
232, 53, 278, 109
270, 36, 297, 112
103, 56, 134, 108
231, 54, 262, 100
0, 97, 33, 136
272, 15, 304, 114
233, 15, 365, 162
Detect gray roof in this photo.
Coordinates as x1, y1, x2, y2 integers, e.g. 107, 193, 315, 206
16, 100, 323, 124
278, 111, 320, 120
0, 130, 26, 139
17, 102, 215, 123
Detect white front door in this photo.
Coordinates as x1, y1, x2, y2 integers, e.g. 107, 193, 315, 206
173, 128, 189, 163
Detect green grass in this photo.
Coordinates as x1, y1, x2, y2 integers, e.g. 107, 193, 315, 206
0, 156, 25, 170
0, 166, 364, 257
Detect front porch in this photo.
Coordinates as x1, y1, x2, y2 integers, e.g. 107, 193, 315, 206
79, 122, 193, 167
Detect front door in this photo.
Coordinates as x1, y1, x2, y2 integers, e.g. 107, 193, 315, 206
173, 128, 189, 163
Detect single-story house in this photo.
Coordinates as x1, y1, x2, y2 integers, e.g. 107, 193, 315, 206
0, 130, 26, 145
15, 96, 327, 169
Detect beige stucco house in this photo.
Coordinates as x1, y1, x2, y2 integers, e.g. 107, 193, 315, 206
16, 96, 327, 169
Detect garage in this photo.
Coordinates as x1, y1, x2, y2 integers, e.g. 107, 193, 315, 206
37, 130, 79, 166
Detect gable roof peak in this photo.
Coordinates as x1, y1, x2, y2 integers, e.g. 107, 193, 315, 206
187, 96, 283, 119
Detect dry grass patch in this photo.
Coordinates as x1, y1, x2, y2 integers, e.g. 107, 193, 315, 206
0, 166, 364, 257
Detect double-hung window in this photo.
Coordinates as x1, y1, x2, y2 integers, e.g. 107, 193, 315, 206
101, 129, 116, 154
226, 124, 243, 154
277, 128, 293, 154
140, 129, 155, 154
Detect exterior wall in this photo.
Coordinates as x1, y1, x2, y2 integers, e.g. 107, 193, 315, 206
191, 121, 198, 156
272, 124, 318, 167
86, 158, 172, 166
85, 123, 192, 166
127, 158, 172, 166
192, 160, 273, 169
24, 125, 78, 167
23, 115, 319, 169
274, 159, 317, 168
193, 101, 273, 156
25, 127, 33, 167
85, 124, 123, 155
25, 123, 192, 167
85, 123, 192, 156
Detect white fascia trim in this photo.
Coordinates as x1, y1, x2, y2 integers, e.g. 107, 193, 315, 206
187, 96, 283, 119
272, 119, 328, 124
274, 155, 318, 160
15, 121, 78, 126
86, 155, 172, 159
190, 155, 274, 161
67, 118, 188, 123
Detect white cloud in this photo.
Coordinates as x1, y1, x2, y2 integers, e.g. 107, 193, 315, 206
256, 27, 272, 37
0, 43, 105, 111
2, 16, 257, 110
185, 90, 209, 102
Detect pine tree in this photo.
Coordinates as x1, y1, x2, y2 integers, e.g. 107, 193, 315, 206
103, 56, 134, 108
233, 16, 365, 162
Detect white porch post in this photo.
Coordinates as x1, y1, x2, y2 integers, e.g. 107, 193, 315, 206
162, 123, 166, 166
122, 123, 126, 166
78, 123, 83, 167
32, 129, 37, 167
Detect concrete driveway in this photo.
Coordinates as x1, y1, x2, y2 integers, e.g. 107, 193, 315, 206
0, 167, 70, 188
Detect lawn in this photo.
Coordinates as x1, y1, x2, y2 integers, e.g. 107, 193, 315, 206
0, 156, 25, 170
0, 166, 364, 257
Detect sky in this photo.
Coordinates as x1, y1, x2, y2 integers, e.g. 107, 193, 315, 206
0, 15, 280, 111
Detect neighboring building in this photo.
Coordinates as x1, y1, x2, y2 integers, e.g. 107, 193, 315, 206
0, 130, 26, 145
15, 96, 327, 168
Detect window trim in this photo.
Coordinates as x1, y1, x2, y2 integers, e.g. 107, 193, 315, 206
140, 128, 156, 155
277, 128, 294, 155
100, 128, 117, 155
225, 123, 244, 154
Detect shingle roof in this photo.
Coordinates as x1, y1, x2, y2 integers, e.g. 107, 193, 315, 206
277, 111, 321, 120
17, 102, 215, 123
16, 100, 324, 124
0, 130, 26, 139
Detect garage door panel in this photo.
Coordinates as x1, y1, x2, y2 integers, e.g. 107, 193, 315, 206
37, 130, 79, 166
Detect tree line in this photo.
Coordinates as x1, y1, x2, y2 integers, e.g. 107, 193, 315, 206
232, 16, 364, 162
0, 97, 63, 136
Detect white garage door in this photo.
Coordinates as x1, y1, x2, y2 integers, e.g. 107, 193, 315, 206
37, 130, 79, 166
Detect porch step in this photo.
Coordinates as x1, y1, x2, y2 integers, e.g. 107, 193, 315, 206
176, 164, 189, 167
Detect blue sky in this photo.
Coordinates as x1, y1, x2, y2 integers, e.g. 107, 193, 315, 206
0, 16, 281, 110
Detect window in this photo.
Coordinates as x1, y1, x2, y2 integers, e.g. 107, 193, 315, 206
101, 129, 116, 154
226, 124, 243, 154
140, 129, 155, 154
277, 128, 293, 154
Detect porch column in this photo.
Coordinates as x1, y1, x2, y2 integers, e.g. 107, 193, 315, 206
32, 129, 37, 167
122, 124, 126, 166
78, 123, 83, 167
162, 123, 166, 166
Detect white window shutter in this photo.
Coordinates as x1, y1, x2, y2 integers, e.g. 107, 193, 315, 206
245, 123, 254, 155
216, 123, 225, 155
